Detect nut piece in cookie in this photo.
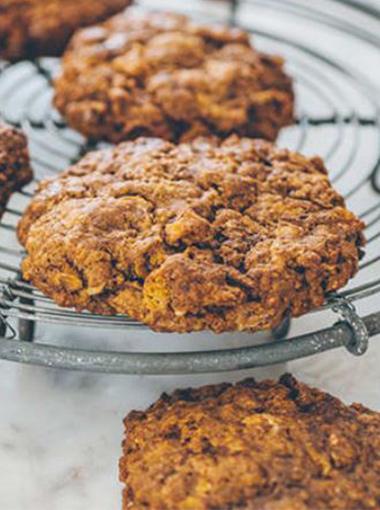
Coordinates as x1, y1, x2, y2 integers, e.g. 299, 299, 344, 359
0, 0, 132, 61
54, 9, 294, 143
17, 136, 364, 333
0, 123, 33, 219
120, 374, 380, 510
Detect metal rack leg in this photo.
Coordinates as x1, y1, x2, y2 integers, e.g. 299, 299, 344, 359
0, 317, 6, 338
16, 275, 35, 342
18, 317, 35, 342
271, 313, 291, 340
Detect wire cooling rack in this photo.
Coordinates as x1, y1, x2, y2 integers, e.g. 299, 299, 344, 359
0, 0, 380, 374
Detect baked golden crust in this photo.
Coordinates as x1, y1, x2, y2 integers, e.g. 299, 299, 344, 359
0, 123, 33, 218
0, 0, 131, 61
53, 9, 294, 143
18, 136, 364, 333
120, 374, 380, 510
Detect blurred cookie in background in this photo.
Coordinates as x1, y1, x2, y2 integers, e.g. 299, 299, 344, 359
0, 0, 132, 61
54, 9, 294, 143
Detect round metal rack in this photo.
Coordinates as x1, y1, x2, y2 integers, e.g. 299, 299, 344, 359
0, 0, 380, 374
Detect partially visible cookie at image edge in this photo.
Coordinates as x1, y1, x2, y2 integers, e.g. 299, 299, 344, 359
120, 374, 380, 510
0, 0, 132, 61
0, 123, 33, 219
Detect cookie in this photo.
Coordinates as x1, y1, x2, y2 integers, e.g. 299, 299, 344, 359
0, 123, 33, 219
54, 9, 294, 143
17, 136, 364, 333
120, 374, 380, 510
0, 0, 131, 61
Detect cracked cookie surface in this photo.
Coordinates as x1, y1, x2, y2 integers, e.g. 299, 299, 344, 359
120, 374, 380, 510
18, 136, 364, 333
0, 123, 33, 219
0, 0, 131, 61
54, 9, 294, 143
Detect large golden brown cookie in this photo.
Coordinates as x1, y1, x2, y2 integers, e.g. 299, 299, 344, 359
0, 0, 131, 61
54, 9, 294, 143
0, 123, 33, 219
18, 136, 364, 333
120, 374, 380, 510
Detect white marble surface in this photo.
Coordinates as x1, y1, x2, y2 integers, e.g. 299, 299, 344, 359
1, 1, 380, 509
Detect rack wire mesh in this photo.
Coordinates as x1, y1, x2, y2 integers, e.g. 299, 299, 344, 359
0, 0, 380, 374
